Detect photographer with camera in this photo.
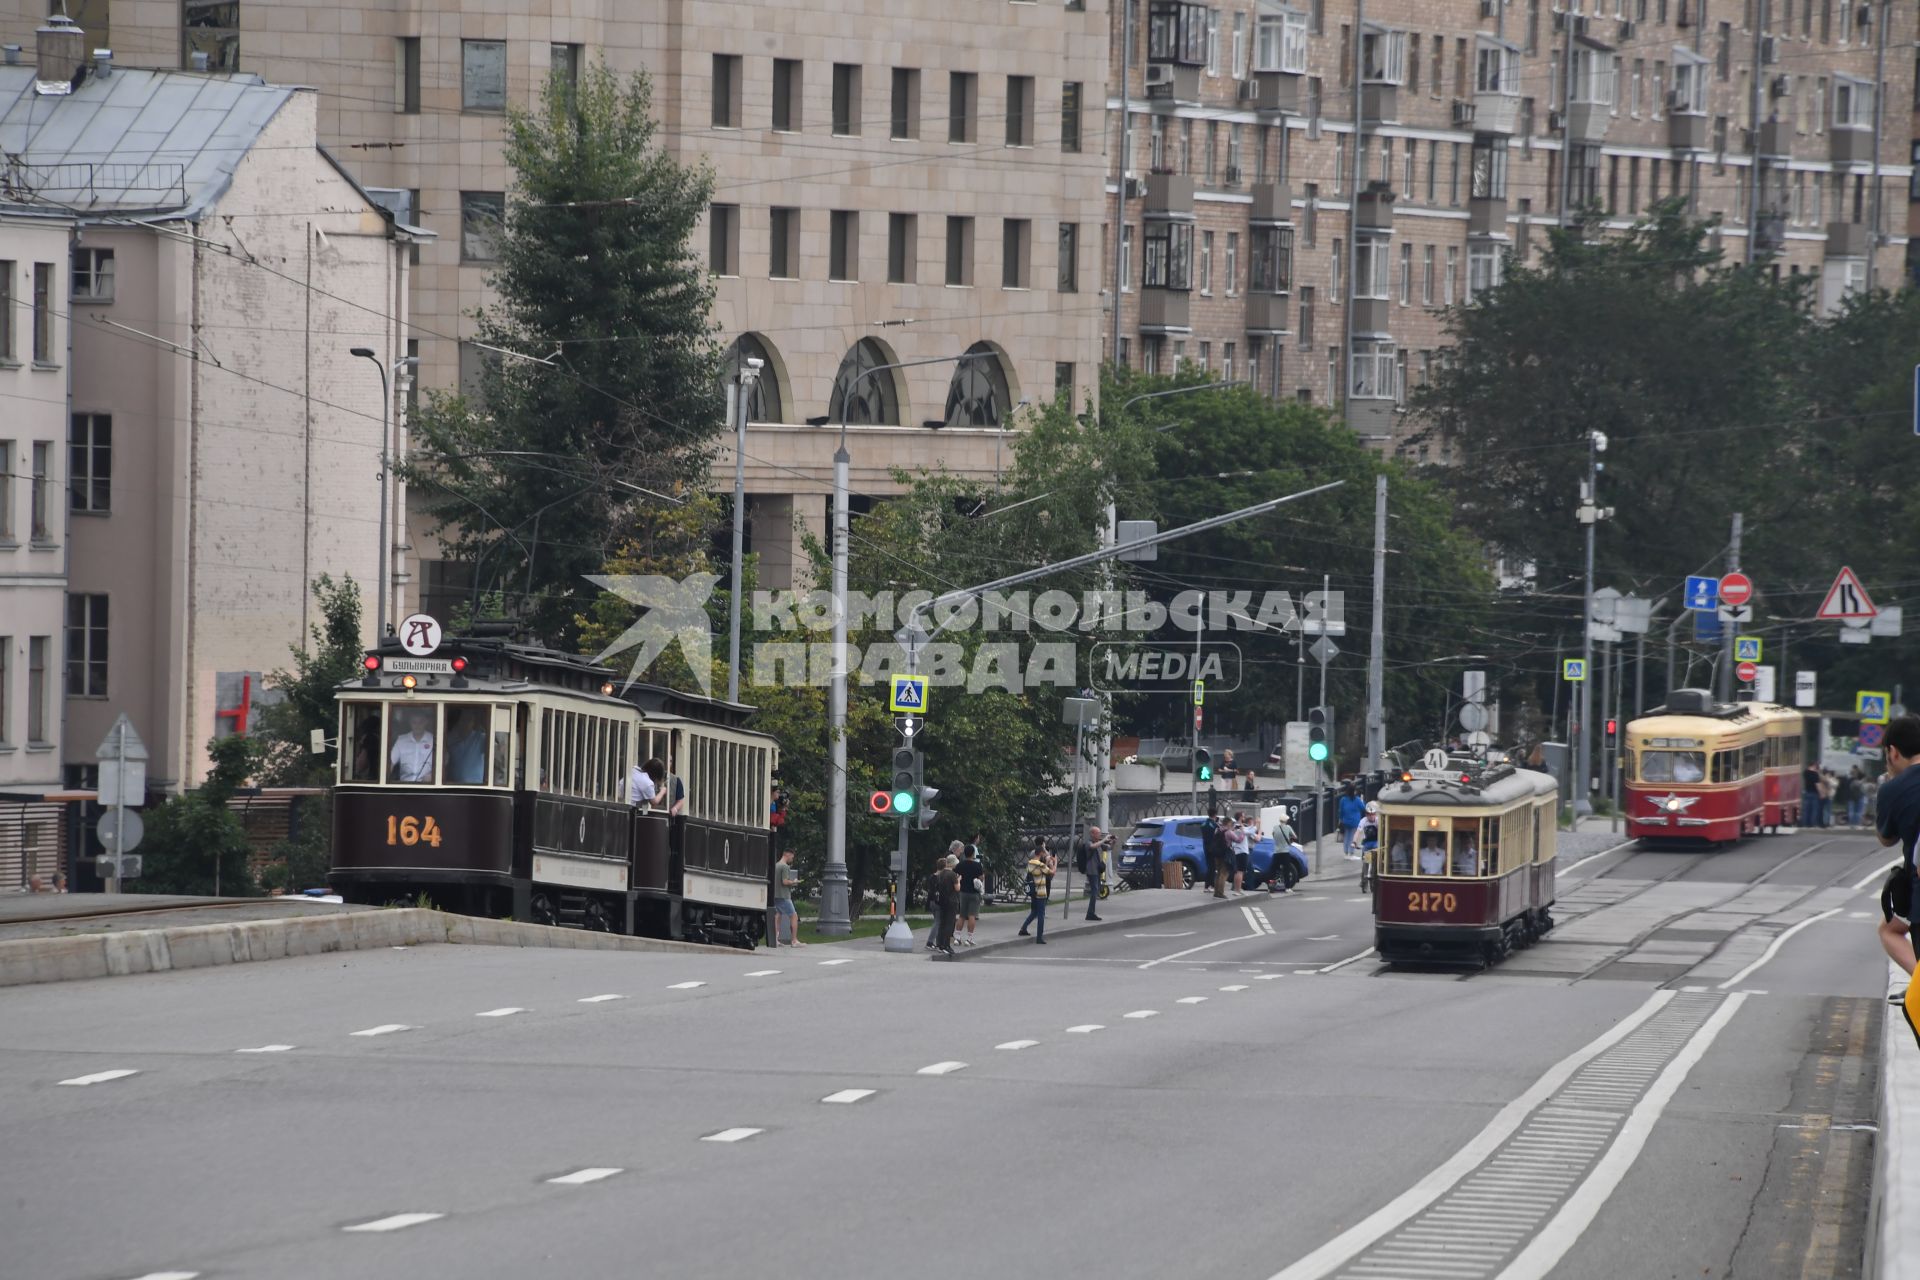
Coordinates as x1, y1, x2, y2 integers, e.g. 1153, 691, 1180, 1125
1075, 827, 1114, 921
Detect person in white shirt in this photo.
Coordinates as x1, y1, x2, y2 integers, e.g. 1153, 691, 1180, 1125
1227, 816, 1252, 896
628, 761, 658, 807
1418, 834, 1447, 876
389, 711, 436, 783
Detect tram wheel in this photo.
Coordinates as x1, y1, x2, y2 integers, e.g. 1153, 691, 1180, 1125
529, 892, 559, 928
583, 901, 612, 933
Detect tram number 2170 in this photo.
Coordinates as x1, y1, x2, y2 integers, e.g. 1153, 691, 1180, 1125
385, 815, 445, 848
1406, 890, 1458, 913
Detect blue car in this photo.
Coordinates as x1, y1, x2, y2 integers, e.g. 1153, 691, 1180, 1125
1117, 813, 1309, 892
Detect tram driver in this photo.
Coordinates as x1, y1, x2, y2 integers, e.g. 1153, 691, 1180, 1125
1673, 752, 1706, 783
389, 709, 437, 783
1418, 833, 1447, 875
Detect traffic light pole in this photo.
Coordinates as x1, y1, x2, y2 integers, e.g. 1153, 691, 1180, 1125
1314, 615, 1329, 878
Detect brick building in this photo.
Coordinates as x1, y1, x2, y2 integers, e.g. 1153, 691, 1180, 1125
1103, 0, 1913, 455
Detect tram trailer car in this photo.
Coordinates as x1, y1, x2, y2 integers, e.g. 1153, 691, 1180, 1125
328, 636, 779, 948
1372, 762, 1559, 969
1623, 690, 1802, 845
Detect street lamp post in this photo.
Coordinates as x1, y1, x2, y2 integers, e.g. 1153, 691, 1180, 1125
727, 357, 764, 704
349, 347, 418, 640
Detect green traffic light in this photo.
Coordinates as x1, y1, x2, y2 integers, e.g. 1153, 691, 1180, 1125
1198, 765, 1213, 781
1308, 742, 1330, 762
891, 790, 916, 814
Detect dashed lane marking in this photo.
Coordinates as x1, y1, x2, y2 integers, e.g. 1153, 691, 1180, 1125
1310, 935, 1341, 942
546, 1168, 623, 1185
1066, 1024, 1105, 1034
1716, 908, 1841, 990
126, 1272, 200, 1279
1124, 1010, 1160, 1019
476, 1007, 526, 1018
342, 1213, 444, 1233
1256, 974, 1286, 981
1177, 996, 1209, 1004
349, 1025, 412, 1037
700, 1128, 764, 1143
234, 1045, 294, 1054
58, 1070, 138, 1086
818, 958, 857, 965
1125, 931, 1197, 938
917, 1061, 968, 1076
1219, 984, 1251, 992
667, 982, 707, 990
996, 1040, 1040, 1050
1848, 911, 1873, 920
577, 994, 623, 1003
1318, 947, 1378, 974
821, 1089, 877, 1104
1294, 970, 1320, 975
744, 970, 782, 977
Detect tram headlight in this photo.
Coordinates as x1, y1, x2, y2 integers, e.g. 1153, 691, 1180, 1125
401, 674, 418, 691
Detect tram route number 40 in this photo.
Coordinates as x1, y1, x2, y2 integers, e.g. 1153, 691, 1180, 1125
385, 814, 445, 848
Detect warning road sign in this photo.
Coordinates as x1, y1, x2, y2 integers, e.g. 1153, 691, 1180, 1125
1817, 567, 1877, 620
889, 674, 928, 713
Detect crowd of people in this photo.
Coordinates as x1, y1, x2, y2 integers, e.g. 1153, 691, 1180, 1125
1803, 762, 1880, 829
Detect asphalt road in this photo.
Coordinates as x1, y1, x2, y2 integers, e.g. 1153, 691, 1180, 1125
0, 826, 1897, 1280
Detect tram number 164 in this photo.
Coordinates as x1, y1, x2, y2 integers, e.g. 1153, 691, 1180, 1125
385, 814, 445, 848
1406, 890, 1458, 913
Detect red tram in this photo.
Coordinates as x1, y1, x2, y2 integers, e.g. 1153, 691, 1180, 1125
1623, 690, 1800, 844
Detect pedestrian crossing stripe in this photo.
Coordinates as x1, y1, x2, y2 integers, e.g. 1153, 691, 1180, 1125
889, 675, 928, 712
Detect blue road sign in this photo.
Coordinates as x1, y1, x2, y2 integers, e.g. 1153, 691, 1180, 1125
889, 674, 928, 713
1562, 659, 1587, 682
1693, 610, 1723, 644
1685, 575, 1719, 612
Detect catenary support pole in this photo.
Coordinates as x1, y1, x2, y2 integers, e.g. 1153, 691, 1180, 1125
1366, 474, 1387, 772
1314, 574, 1330, 878
1112, 0, 1132, 368
1716, 512, 1743, 702
727, 363, 759, 705
821, 445, 853, 936
1574, 433, 1597, 816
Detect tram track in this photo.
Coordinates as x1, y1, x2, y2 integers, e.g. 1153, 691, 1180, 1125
0, 897, 318, 931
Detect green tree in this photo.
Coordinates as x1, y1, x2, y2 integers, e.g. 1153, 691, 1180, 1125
133, 737, 264, 898
253, 574, 363, 787
409, 61, 723, 643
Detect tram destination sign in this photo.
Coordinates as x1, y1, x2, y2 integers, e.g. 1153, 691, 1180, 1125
384, 657, 455, 675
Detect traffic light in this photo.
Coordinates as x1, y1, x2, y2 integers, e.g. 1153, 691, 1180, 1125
1307, 707, 1332, 764
889, 748, 922, 816
916, 784, 940, 830
1194, 747, 1214, 782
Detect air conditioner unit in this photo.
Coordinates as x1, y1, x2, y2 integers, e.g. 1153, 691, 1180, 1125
1759, 36, 1777, 64
1145, 63, 1175, 89
1547, 108, 1565, 131
1226, 164, 1244, 184
1451, 100, 1477, 125
1619, 19, 1635, 38
1770, 75, 1790, 99
1238, 79, 1260, 100
1480, 0, 1497, 16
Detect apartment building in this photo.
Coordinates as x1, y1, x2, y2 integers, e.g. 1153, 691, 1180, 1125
1104, 0, 1913, 454
0, 25, 415, 797
5, 0, 1113, 596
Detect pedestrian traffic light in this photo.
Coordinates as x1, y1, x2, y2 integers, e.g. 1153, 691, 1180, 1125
916, 784, 940, 830
1194, 747, 1213, 781
1604, 717, 1618, 743
1308, 707, 1331, 763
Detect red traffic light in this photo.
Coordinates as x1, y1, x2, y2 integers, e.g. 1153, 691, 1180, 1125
868, 791, 891, 814
1605, 718, 1618, 736
362, 655, 380, 671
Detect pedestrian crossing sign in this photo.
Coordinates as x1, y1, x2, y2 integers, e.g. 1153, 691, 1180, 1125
1856, 691, 1891, 725
889, 674, 928, 713
1734, 636, 1762, 663
1562, 659, 1587, 682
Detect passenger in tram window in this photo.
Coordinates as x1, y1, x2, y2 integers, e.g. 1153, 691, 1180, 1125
388, 708, 437, 783
445, 708, 489, 784
350, 710, 380, 782
1452, 836, 1479, 876
630, 756, 660, 807
1672, 752, 1705, 783
1418, 833, 1446, 875
1387, 833, 1412, 874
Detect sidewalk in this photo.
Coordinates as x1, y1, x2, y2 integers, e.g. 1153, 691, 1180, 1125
1874, 967, 1919, 1280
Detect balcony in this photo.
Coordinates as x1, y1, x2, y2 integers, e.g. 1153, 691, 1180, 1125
1473, 92, 1520, 135
1362, 84, 1398, 125
1566, 102, 1610, 145
1355, 183, 1396, 232
1348, 398, 1396, 436
1145, 62, 1203, 109
1469, 196, 1507, 236
1144, 172, 1195, 219
1250, 182, 1294, 224
1352, 296, 1392, 335
1825, 221, 1870, 258
1246, 70, 1302, 116
1667, 112, 1707, 152
1245, 291, 1288, 335
1138, 287, 1191, 333
1756, 119, 1791, 160
1829, 127, 1872, 166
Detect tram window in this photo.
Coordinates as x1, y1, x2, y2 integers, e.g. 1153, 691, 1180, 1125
1417, 828, 1449, 876
1385, 817, 1415, 873
492, 706, 513, 788
1622, 751, 1636, 783
1711, 751, 1730, 784
539, 708, 554, 791
445, 705, 491, 785
1640, 750, 1705, 783
387, 704, 439, 784
1451, 819, 1481, 876
1483, 816, 1502, 876
343, 703, 383, 782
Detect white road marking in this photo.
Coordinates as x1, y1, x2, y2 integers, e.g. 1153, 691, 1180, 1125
350, 1025, 412, 1037
1241, 905, 1277, 935
1255, 974, 1286, 981
234, 1045, 294, 1054
126, 1272, 200, 1280
1848, 911, 1873, 920
1263, 990, 1677, 1280
1294, 970, 1320, 975
996, 1039, 1040, 1051
1495, 995, 1747, 1280
1679, 986, 1708, 993
342, 1213, 443, 1233
1309, 935, 1340, 942
1066, 1024, 1104, 1034
1853, 859, 1899, 892
1219, 984, 1251, 992
1139, 912, 1267, 969
1348, 896, 1372, 903
578, 994, 624, 1003
1555, 843, 1636, 878
667, 981, 707, 990
1124, 931, 1197, 938
547, 1167, 623, 1185
1777, 1122, 1878, 1132
1318, 946, 1377, 974
1716, 908, 1842, 990
818, 958, 857, 965
1123, 1010, 1160, 1019
744, 969, 782, 977
475, 1007, 526, 1018
821, 1089, 877, 1104
1177, 996, 1209, 1004
700, 1128, 764, 1143
917, 1061, 968, 1075
58, 1069, 138, 1086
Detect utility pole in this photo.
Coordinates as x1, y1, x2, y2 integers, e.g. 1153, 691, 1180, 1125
726, 359, 762, 705
1715, 512, 1743, 701
1366, 474, 1387, 772
1313, 571, 1331, 876
823, 440, 853, 936
1343, 0, 1366, 430
1573, 431, 1607, 815
1557, 14, 1574, 226
1599, 637, 1612, 816
1097, 504, 1116, 840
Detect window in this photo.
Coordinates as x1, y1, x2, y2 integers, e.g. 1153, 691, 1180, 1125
1199, 341, 1211, 370
1058, 222, 1079, 292
945, 343, 1010, 427
397, 37, 420, 113
1409, 33, 1421, 92
1471, 137, 1509, 199
832, 63, 861, 136
1456, 38, 1470, 97
32, 263, 51, 363
1227, 125, 1243, 183
27, 636, 47, 745
1225, 232, 1239, 295
770, 207, 800, 279
461, 40, 506, 112
1002, 218, 1031, 288
1467, 243, 1504, 300
1425, 142, 1438, 203
1206, 121, 1219, 183
1121, 225, 1134, 291
1224, 341, 1236, 381
830, 339, 902, 424
1255, 7, 1309, 74
1672, 51, 1707, 114
889, 213, 918, 284
1354, 236, 1391, 298
0, 261, 11, 360
1449, 141, 1462, 206
458, 342, 498, 399
1299, 286, 1315, 347
66, 594, 107, 697
1332, 135, 1345, 194
1444, 247, 1459, 304
1199, 230, 1214, 292
69, 414, 110, 514
1061, 82, 1082, 152
709, 204, 740, 275
1143, 221, 1195, 289
1005, 76, 1034, 147
892, 68, 920, 139
949, 72, 977, 142
551, 43, 581, 98
1331, 238, 1342, 297
1055, 363, 1075, 400
712, 54, 742, 127
460, 192, 504, 262
830, 211, 860, 282
0, 636, 8, 743
1570, 144, 1602, 204
1571, 45, 1614, 105
1352, 340, 1397, 399
1422, 245, 1435, 304
946, 215, 975, 286
1717, 22, 1732, 78
1630, 59, 1644, 115
1231, 12, 1247, 77
1477, 40, 1517, 95
1207, 7, 1221, 74
29, 442, 49, 542
1148, 0, 1209, 65
1398, 242, 1411, 303
0, 441, 10, 540
773, 59, 803, 131
1833, 77, 1873, 129
183, 0, 240, 72
1249, 225, 1293, 292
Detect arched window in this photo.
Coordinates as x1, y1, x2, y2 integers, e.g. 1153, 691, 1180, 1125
944, 342, 1010, 428
725, 334, 785, 424
827, 338, 899, 425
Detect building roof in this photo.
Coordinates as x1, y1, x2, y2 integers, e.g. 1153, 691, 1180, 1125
0, 65, 295, 219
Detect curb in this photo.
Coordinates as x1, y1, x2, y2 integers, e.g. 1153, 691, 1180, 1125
0, 908, 730, 989
1868, 980, 1919, 1280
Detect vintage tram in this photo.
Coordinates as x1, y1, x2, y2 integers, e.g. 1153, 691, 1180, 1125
1622, 690, 1802, 844
328, 634, 779, 948
1371, 757, 1559, 968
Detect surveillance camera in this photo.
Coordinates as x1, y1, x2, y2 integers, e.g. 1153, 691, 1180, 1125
746, 357, 764, 371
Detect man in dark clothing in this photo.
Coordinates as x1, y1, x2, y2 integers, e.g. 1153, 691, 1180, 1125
1201, 814, 1229, 898
1874, 716, 1920, 1001
1803, 762, 1823, 828
927, 852, 961, 957
1077, 827, 1108, 920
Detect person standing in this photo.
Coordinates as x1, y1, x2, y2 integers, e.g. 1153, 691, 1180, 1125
770, 849, 802, 947
1834, 768, 1856, 829
1338, 786, 1366, 858
1018, 841, 1050, 943
1873, 716, 1920, 1003
1847, 766, 1868, 827
1227, 815, 1252, 896
955, 841, 986, 945
1802, 760, 1823, 828
1201, 811, 1229, 898
1079, 828, 1107, 921
928, 850, 961, 957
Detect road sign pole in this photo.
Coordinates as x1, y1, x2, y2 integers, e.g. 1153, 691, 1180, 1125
108, 719, 126, 895
1716, 513, 1742, 702
1314, 580, 1329, 879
